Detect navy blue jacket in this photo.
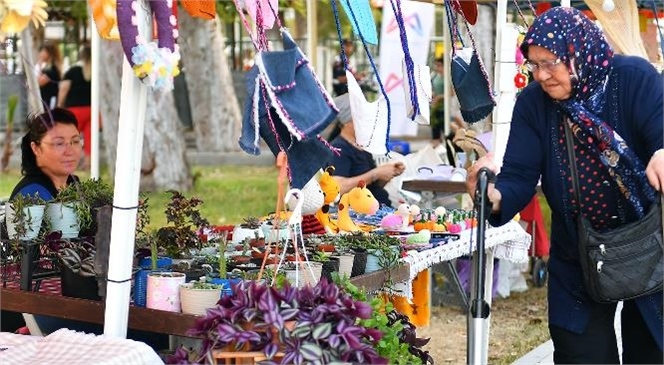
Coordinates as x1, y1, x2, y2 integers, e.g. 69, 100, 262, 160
489, 55, 663, 349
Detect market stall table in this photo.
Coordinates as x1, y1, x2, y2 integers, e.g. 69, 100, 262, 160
401, 179, 467, 208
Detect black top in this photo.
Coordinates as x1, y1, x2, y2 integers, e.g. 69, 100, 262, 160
329, 137, 392, 208
63, 66, 91, 107
40, 65, 61, 109
11, 171, 79, 201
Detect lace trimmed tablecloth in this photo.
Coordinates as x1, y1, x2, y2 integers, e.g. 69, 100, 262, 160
0, 329, 164, 364
391, 220, 531, 299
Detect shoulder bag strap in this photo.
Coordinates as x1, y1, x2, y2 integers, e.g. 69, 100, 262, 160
564, 119, 581, 211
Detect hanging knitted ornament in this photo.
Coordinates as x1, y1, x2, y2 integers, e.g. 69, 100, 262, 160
244, 0, 279, 30
513, 30, 529, 90
117, 0, 180, 91
339, 0, 378, 45
180, 0, 216, 20
89, 0, 119, 40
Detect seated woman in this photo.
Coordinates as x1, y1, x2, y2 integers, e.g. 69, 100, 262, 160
3, 108, 82, 334
10, 108, 81, 201
4, 110, 168, 348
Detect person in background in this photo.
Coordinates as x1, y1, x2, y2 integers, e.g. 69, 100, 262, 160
328, 94, 405, 208
466, 7, 663, 363
35, 43, 62, 109
332, 39, 364, 96
10, 108, 81, 200
58, 44, 92, 170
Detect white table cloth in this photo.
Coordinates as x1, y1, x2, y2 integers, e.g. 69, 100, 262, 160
393, 220, 531, 299
0, 329, 164, 364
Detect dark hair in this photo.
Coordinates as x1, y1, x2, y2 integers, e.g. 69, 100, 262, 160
435, 57, 444, 64
79, 44, 91, 64
21, 108, 79, 175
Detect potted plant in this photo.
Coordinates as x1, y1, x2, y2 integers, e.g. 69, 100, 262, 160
76, 178, 114, 237
146, 270, 187, 312
180, 279, 224, 316
335, 274, 433, 365
170, 279, 388, 364
47, 232, 100, 300
6, 193, 46, 241
232, 216, 263, 244
156, 190, 210, 260
261, 216, 289, 244
46, 183, 86, 238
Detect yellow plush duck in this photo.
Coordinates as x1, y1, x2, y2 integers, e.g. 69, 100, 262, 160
0, 0, 48, 34
335, 181, 379, 233
315, 166, 341, 234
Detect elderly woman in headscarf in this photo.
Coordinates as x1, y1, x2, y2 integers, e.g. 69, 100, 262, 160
466, 7, 663, 364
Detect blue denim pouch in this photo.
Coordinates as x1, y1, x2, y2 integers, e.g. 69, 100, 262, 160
239, 29, 338, 188
259, 108, 334, 189
239, 29, 337, 154
451, 52, 496, 124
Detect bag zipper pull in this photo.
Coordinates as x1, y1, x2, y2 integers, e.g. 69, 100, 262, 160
597, 261, 603, 273
599, 244, 606, 255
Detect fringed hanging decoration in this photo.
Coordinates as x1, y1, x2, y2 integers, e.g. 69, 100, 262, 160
236, 0, 338, 189
116, 0, 180, 91
388, 0, 431, 125
244, 0, 279, 30
333, 0, 392, 155
445, 0, 496, 124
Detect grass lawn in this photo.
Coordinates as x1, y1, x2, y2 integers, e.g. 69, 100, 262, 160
1, 166, 552, 233
1, 165, 279, 229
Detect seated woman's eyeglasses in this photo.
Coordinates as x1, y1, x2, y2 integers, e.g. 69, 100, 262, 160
524, 59, 562, 73
41, 139, 83, 152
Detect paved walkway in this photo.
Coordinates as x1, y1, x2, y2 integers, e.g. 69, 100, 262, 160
512, 302, 623, 364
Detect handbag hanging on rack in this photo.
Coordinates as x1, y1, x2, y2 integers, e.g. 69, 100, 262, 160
564, 122, 663, 303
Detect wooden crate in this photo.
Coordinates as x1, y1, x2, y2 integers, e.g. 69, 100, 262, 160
210, 350, 285, 365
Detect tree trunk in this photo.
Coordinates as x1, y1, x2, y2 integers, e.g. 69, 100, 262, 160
178, 10, 242, 152
98, 40, 192, 191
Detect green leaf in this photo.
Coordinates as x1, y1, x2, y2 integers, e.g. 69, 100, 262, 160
312, 322, 332, 340
290, 325, 311, 339
300, 343, 323, 361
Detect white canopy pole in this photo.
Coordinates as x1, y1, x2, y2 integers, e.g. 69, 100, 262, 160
90, 10, 101, 179
103, 0, 150, 337
306, 0, 318, 68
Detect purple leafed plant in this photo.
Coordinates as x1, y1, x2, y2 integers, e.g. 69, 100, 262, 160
168, 279, 388, 364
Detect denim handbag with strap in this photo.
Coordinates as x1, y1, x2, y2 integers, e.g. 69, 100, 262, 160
565, 123, 663, 303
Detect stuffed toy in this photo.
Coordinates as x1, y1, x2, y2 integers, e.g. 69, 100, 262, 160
380, 203, 416, 231
335, 181, 379, 233
315, 166, 341, 234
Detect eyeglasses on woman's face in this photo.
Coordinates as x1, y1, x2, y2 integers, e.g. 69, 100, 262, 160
524, 58, 563, 73
41, 138, 83, 152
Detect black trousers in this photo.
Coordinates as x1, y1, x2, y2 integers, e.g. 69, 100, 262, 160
550, 300, 662, 364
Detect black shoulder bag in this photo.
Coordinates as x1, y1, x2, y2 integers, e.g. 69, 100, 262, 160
565, 122, 663, 303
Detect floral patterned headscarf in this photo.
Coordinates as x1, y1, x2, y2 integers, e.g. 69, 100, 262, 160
521, 6, 655, 216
